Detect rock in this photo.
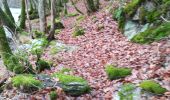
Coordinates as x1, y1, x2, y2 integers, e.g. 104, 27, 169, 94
124, 20, 149, 40
61, 82, 90, 96
144, 1, 156, 12
52, 73, 91, 96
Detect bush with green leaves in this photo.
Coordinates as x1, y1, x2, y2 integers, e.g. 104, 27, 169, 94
52, 73, 91, 96
105, 65, 132, 80
140, 80, 167, 94
12, 74, 42, 92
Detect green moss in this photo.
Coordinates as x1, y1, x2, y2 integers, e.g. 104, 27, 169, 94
124, 0, 143, 17
52, 73, 91, 96
72, 26, 85, 37
105, 65, 132, 80
140, 80, 167, 94
67, 13, 79, 17
60, 68, 72, 73
33, 30, 45, 38
19, 0, 26, 29
131, 22, 170, 44
118, 83, 136, 100
52, 73, 87, 84
36, 59, 51, 72
12, 74, 42, 92
50, 90, 58, 100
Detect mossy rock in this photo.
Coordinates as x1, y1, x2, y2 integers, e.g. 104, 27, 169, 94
105, 65, 132, 80
72, 26, 85, 37
36, 59, 51, 72
52, 73, 91, 96
140, 80, 167, 94
12, 74, 42, 92
114, 0, 170, 44
131, 22, 170, 44
118, 83, 136, 100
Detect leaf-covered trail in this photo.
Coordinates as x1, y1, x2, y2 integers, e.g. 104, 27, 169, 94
44, 2, 170, 100
39, 1, 170, 100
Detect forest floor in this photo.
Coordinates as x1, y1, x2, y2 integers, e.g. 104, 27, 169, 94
40, 1, 170, 99
1, 0, 170, 100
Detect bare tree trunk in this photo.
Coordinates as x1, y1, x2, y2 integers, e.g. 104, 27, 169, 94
25, 0, 33, 38
38, 0, 47, 33
48, 0, 56, 41
70, 0, 84, 15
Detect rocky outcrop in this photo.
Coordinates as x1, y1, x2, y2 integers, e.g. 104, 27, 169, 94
113, 0, 170, 44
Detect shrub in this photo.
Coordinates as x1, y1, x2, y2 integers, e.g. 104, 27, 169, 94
140, 80, 167, 94
105, 65, 132, 80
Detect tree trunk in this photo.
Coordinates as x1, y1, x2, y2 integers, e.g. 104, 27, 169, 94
2, 0, 15, 23
19, 0, 26, 29
70, 0, 84, 15
25, 0, 33, 38
48, 0, 56, 41
0, 7, 16, 32
0, 18, 24, 74
38, 0, 47, 33
85, 0, 97, 14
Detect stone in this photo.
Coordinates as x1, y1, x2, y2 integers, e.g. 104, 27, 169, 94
124, 20, 149, 40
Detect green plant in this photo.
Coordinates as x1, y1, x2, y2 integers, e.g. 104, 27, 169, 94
33, 30, 45, 38
12, 74, 42, 92
140, 80, 167, 94
36, 59, 51, 72
72, 26, 85, 37
50, 90, 58, 100
105, 65, 132, 80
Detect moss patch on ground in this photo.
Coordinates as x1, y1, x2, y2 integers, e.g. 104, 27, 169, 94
72, 26, 85, 37
105, 65, 132, 80
140, 80, 167, 94
12, 74, 42, 92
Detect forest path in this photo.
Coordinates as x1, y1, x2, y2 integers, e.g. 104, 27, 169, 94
43, 2, 170, 99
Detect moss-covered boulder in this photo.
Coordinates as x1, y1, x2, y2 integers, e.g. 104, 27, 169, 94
140, 80, 167, 94
52, 73, 91, 96
113, 0, 170, 44
12, 74, 42, 92
105, 65, 132, 80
